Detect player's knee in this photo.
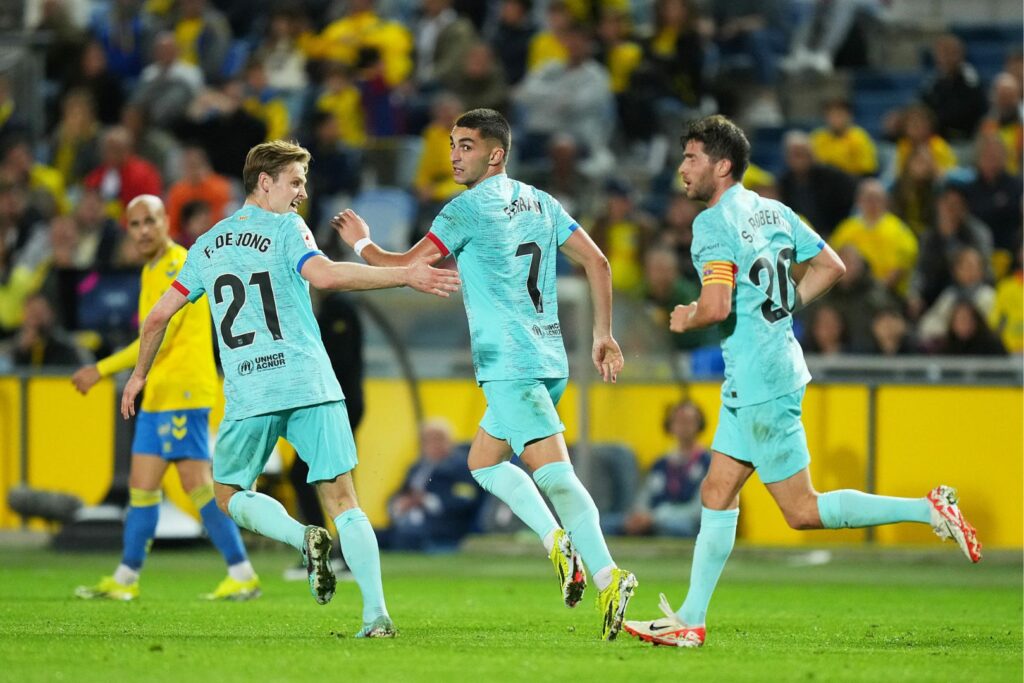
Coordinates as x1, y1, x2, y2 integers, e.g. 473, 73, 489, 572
215, 489, 235, 517
699, 478, 735, 510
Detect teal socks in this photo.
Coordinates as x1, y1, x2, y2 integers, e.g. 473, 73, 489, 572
678, 507, 739, 626
472, 462, 560, 541
227, 490, 305, 551
335, 508, 389, 623
817, 490, 931, 528
532, 462, 615, 574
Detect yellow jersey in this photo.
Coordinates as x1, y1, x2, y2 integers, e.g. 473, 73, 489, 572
96, 242, 218, 411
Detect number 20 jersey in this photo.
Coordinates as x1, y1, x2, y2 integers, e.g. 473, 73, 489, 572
426, 173, 576, 383
691, 184, 824, 408
173, 205, 342, 420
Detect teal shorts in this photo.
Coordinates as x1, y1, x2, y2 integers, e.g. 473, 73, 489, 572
480, 378, 567, 455
214, 400, 357, 489
711, 386, 810, 484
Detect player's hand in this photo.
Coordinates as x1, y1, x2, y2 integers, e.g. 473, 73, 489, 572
404, 260, 461, 297
120, 374, 146, 420
330, 209, 371, 247
592, 335, 623, 383
71, 365, 101, 395
670, 303, 697, 333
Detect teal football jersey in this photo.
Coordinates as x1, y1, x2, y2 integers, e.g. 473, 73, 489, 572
173, 205, 342, 420
691, 184, 824, 407
427, 174, 577, 382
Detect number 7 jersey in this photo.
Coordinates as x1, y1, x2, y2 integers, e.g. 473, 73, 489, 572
691, 184, 825, 408
172, 205, 342, 420
426, 173, 575, 383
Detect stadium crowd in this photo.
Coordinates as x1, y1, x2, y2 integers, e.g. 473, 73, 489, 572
0, 0, 1021, 370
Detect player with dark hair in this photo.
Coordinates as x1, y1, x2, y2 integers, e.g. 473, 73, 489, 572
119, 140, 460, 637
623, 115, 982, 649
333, 108, 638, 640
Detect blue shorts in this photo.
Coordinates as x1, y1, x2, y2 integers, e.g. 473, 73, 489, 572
711, 386, 810, 484
480, 378, 567, 455
214, 400, 357, 489
132, 408, 211, 460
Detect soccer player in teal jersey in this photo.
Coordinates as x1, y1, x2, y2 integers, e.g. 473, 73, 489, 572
623, 116, 982, 649
120, 140, 460, 638
332, 108, 638, 640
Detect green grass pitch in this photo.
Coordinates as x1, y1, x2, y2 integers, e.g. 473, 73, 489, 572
0, 539, 1020, 682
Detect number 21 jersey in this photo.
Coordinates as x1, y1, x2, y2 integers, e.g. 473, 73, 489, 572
427, 173, 576, 383
691, 184, 824, 408
173, 205, 342, 420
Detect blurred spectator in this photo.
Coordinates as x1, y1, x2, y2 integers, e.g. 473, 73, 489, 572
778, 130, 856, 238
300, 0, 413, 88
0, 75, 28, 145
353, 47, 402, 139
49, 89, 101, 188
963, 133, 1023, 259
831, 179, 918, 297
868, 306, 917, 356
487, 0, 535, 86
120, 103, 179, 181
411, 93, 464, 244
920, 34, 988, 142
658, 192, 702, 282
13, 292, 83, 366
82, 126, 162, 220
588, 179, 655, 293
35, 0, 88, 85
241, 59, 290, 141
937, 299, 1005, 356
801, 303, 848, 355
595, 6, 642, 101
131, 32, 204, 128
0, 178, 47, 273
444, 42, 509, 114
415, 0, 477, 90
609, 400, 710, 538
632, 0, 705, 132
178, 199, 214, 247
810, 244, 899, 352
88, 0, 153, 80
526, 0, 571, 72
810, 98, 878, 177
909, 183, 994, 312
894, 104, 957, 178
781, 0, 886, 74
515, 21, 615, 177
979, 72, 1023, 176
316, 64, 367, 148
383, 419, 480, 552
520, 134, 598, 221
71, 188, 121, 268
918, 246, 995, 345
61, 39, 125, 126
302, 111, 361, 232
176, 80, 267, 177
890, 146, 939, 236
640, 246, 713, 350
2, 137, 70, 217
988, 245, 1023, 354
165, 145, 232, 240
172, 0, 232, 86
254, 8, 309, 93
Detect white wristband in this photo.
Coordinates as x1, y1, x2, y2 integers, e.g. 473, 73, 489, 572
353, 237, 373, 258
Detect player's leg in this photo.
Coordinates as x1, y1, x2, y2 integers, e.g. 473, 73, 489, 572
176, 457, 259, 600
289, 400, 393, 634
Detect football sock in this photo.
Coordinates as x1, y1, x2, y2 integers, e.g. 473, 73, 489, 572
472, 463, 560, 544
817, 490, 931, 528
121, 488, 161, 572
227, 490, 305, 551
334, 508, 389, 623
227, 561, 256, 582
190, 484, 248, 566
532, 462, 615, 579
678, 507, 739, 626
113, 564, 139, 585
592, 566, 614, 592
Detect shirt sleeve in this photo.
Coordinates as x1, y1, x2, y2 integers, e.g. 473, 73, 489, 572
281, 213, 323, 274
787, 206, 825, 263
426, 195, 473, 257
542, 191, 579, 246
691, 213, 737, 285
171, 246, 206, 303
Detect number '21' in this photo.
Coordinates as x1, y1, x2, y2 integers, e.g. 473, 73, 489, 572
213, 271, 283, 348
748, 247, 795, 323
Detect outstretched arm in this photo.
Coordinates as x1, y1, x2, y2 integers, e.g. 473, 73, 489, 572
331, 209, 445, 267
559, 228, 623, 383
794, 244, 846, 311
120, 288, 188, 418
300, 254, 460, 297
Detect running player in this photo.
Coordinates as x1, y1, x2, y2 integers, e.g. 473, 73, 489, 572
622, 115, 982, 649
332, 109, 638, 640
73, 194, 258, 602
120, 141, 460, 637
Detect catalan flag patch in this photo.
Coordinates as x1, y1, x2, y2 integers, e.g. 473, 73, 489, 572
702, 260, 737, 287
